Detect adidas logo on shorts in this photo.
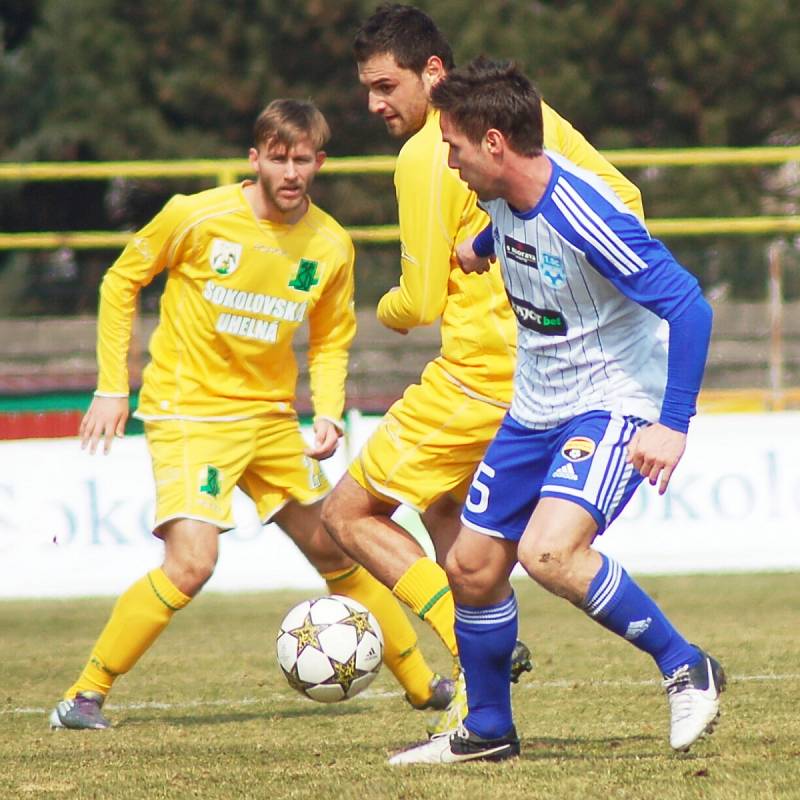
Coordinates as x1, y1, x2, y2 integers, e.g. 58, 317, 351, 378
551, 462, 579, 481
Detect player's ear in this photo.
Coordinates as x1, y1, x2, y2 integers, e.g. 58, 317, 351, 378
485, 129, 503, 155
248, 147, 260, 171
315, 150, 327, 170
422, 55, 445, 92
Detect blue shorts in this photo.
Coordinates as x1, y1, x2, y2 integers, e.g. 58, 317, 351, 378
461, 410, 647, 541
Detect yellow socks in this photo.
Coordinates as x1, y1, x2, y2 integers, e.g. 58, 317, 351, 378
323, 563, 436, 707
393, 557, 459, 662
64, 568, 191, 699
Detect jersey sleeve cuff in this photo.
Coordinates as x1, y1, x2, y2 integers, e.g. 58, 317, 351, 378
473, 224, 495, 258
658, 387, 697, 433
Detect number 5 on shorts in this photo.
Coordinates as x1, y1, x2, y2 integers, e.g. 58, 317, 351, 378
465, 462, 495, 514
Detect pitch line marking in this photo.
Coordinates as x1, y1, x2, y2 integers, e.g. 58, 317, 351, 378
7, 672, 799, 717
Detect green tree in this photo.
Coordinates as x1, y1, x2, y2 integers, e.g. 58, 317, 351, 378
1, 0, 798, 305
433, 0, 800, 148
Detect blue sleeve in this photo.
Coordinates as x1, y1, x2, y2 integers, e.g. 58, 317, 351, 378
548, 179, 711, 431
657, 294, 713, 432
473, 223, 495, 258
580, 221, 712, 431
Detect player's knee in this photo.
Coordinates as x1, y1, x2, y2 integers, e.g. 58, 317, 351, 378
164, 551, 217, 596
517, 537, 571, 593
444, 546, 495, 601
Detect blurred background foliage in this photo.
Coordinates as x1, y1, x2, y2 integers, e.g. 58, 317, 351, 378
1, 0, 799, 313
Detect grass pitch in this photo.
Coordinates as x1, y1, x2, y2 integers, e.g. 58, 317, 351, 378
2, 572, 799, 800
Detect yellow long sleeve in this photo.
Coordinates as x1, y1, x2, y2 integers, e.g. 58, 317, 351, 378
96, 196, 186, 394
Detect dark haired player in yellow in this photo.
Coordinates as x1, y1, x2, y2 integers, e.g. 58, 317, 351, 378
322, 3, 645, 733
50, 99, 452, 730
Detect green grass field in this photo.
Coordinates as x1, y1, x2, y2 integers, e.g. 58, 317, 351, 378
2, 573, 798, 800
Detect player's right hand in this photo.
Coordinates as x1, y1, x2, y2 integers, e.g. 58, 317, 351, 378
456, 236, 492, 274
79, 395, 130, 455
625, 422, 687, 495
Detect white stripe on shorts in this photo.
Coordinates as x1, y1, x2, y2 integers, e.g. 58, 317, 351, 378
459, 514, 508, 539
541, 414, 638, 526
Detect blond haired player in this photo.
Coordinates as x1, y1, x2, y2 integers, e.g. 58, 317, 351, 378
50, 99, 452, 730
321, 4, 645, 732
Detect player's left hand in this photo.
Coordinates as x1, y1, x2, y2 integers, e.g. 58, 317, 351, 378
625, 423, 687, 495
456, 236, 492, 274
305, 418, 341, 461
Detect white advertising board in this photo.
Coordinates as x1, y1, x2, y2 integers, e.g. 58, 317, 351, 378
1, 412, 798, 598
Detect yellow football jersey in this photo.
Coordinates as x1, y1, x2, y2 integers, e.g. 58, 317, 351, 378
96, 182, 356, 424
381, 105, 644, 403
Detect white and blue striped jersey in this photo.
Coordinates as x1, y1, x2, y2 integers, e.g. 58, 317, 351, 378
480, 151, 704, 431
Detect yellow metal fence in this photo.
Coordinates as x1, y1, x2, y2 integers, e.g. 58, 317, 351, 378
2, 148, 799, 413
1, 147, 799, 248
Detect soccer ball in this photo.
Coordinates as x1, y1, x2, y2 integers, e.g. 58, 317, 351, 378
276, 595, 384, 703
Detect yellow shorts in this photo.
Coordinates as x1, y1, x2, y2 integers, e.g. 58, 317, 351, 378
349, 361, 508, 511
145, 415, 328, 534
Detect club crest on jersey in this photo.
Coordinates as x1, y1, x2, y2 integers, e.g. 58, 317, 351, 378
210, 239, 242, 276
503, 236, 538, 268
288, 258, 320, 292
542, 253, 566, 289
561, 436, 596, 462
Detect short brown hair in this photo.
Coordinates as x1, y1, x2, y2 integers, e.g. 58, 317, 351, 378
430, 57, 544, 157
354, 4, 455, 73
252, 99, 330, 151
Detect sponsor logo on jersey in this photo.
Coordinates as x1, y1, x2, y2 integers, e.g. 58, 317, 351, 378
288, 258, 321, 292
503, 236, 538, 268
204, 280, 307, 322
561, 436, 596, 462
215, 313, 278, 342
210, 239, 242, 276
551, 462, 579, 481
507, 293, 567, 335
541, 253, 566, 289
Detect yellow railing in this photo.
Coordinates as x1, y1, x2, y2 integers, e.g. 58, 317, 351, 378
1, 149, 799, 411
1, 147, 799, 246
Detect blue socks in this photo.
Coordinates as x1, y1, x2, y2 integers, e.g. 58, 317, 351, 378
455, 593, 518, 739
454, 554, 697, 739
584, 553, 699, 676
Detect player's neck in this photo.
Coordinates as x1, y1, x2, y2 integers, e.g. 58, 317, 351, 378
503, 153, 552, 213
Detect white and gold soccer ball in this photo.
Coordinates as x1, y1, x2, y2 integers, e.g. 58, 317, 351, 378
276, 595, 384, 703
